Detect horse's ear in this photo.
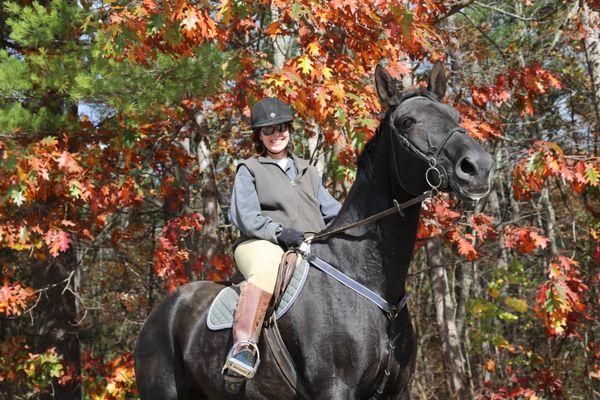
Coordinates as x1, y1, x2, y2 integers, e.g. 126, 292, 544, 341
374, 65, 401, 109
427, 61, 447, 100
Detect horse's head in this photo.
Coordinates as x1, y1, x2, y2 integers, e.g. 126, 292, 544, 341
374, 63, 493, 201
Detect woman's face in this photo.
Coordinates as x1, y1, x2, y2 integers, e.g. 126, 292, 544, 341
260, 123, 290, 155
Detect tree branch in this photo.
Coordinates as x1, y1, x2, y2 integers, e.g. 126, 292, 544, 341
437, 0, 477, 21
472, 0, 563, 22
456, 11, 507, 61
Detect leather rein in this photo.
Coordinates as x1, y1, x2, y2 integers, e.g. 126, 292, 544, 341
268, 96, 466, 399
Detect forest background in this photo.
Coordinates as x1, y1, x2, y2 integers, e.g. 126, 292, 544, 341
0, 0, 598, 398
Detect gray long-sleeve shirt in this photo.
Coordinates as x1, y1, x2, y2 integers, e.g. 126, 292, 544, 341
230, 157, 342, 243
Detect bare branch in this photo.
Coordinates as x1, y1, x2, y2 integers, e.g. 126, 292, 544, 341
456, 11, 507, 61
438, 0, 477, 21
472, 1, 563, 22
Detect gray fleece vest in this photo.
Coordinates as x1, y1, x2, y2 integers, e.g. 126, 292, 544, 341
238, 155, 326, 243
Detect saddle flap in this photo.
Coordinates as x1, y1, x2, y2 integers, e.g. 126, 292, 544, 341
266, 250, 299, 318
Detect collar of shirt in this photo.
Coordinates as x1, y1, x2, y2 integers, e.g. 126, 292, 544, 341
275, 157, 289, 170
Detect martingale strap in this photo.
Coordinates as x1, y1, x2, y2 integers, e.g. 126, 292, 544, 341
307, 255, 408, 317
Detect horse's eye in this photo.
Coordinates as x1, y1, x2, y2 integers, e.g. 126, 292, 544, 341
398, 118, 415, 131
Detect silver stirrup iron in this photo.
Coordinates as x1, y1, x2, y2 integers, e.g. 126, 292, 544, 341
223, 340, 261, 379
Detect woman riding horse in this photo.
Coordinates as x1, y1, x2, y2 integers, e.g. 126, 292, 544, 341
134, 63, 494, 400
223, 97, 341, 381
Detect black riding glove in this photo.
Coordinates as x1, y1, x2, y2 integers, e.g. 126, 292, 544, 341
277, 227, 304, 249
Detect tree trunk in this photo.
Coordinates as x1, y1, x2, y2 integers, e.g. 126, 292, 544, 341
425, 238, 466, 398
308, 122, 326, 176
489, 146, 509, 270
581, 2, 600, 155
540, 187, 559, 253
194, 131, 224, 272
271, 4, 288, 70
503, 145, 521, 219
33, 249, 81, 400
178, 116, 224, 279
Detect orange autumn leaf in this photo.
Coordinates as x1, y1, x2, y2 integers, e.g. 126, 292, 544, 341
210, 254, 235, 275
0, 284, 34, 316
503, 226, 548, 254
43, 229, 71, 257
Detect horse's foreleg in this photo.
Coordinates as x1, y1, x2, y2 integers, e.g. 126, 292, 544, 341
134, 299, 190, 400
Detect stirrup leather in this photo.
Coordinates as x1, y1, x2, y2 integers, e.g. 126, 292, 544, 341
222, 340, 261, 379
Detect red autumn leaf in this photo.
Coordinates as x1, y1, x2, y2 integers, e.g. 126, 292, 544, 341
470, 86, 489, 108
456, 235, 478, 260
206, 269, 229, 282
152, 213, 204, 292
454, 103, 502, 139
470, 213, 496, 241
529, 231, 549, 250
0, 283, 34, 316
512, 141, 598, 198
503, 226, 548, 254
56, 151, 82, 173
535, 255, 589, 337
446, 228, 478, 260
210, 254, 235, 275
44, 229, 71, 257
265, 21, 283, 37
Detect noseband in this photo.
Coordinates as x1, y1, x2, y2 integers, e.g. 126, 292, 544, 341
388, 94, 467, 195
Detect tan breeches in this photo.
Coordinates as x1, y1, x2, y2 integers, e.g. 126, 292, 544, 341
234, 239, 283, 294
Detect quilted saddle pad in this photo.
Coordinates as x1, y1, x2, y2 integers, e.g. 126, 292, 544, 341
206, 256, 309, 330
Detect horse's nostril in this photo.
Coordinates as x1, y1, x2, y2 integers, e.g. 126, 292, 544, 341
459, 157, 477, 177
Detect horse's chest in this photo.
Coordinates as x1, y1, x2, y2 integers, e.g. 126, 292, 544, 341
297, 300, 391, 379
279, 270, 409, 397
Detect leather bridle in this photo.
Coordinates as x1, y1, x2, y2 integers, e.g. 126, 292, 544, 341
387, 98, 467, 196
308, 94, 467, 243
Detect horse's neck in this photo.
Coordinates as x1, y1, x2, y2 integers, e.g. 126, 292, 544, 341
314, 128, 421, 303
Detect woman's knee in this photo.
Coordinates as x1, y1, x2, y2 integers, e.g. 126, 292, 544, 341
234, 240, 283, 292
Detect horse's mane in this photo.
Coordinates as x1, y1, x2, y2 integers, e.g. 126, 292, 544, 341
357, 88, 438, 172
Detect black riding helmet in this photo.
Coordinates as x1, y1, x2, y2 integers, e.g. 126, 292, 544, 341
251, 98, 293, 128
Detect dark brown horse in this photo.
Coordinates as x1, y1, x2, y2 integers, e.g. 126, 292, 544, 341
134, 63, 494, 399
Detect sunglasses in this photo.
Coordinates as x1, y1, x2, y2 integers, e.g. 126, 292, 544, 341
260, 123, 291, 136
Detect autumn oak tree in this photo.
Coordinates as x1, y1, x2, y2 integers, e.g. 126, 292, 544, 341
0, 0, 598, 399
